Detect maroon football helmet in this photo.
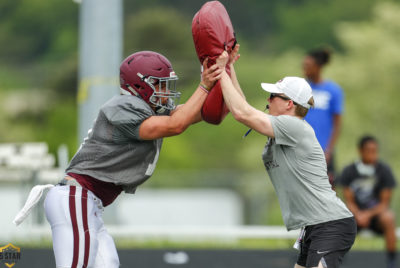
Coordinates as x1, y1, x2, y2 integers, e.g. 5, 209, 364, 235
120, 51, 180, 113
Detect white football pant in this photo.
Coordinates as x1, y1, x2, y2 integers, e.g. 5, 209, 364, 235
44, 185, 120, 268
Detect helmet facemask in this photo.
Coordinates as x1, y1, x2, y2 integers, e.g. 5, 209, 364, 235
139, 72, 181, 114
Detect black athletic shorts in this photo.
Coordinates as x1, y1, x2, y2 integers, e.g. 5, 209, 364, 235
296, 217, 357, 268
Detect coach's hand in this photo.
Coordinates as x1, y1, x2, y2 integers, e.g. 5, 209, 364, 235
228, 44, 240, 66
216, 51, 229, 69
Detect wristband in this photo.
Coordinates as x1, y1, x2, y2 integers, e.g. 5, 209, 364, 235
199, 85, 209, 94
199, 83, 211, 92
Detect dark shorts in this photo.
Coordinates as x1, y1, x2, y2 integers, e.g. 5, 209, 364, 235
297, 217, 357, 268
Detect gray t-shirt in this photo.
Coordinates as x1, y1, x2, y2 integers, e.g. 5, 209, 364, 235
67, 95, 162, 193
262, 115, 352, 231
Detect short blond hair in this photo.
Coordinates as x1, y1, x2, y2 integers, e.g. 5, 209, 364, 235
295, 97, 314, 117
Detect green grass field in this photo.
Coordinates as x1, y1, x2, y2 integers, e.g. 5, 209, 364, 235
15, 235, 391, 251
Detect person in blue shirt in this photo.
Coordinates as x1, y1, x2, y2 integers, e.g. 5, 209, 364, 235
303, 48, 344, 187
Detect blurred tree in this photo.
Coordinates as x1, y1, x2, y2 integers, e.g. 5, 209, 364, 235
156, 0, 400, 176
320, 1, 400, 224
45, 57, 78, 97
0, 0, 78, 63
271, 0, 382, 52
0, 0, 78, 155
330, 1, 400, 169
0, 0, 399, 225
1, 0, 399, 177
124, 7, 194, 59
124, 7, 199, 89
123, 0, 279, 52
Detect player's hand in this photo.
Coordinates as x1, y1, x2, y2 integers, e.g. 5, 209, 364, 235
228, 44, 240, 65
201, 57, 224, 90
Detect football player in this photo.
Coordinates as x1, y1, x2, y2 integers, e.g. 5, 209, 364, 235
44, 51, 223, 268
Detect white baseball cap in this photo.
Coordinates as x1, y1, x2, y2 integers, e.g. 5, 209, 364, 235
261, 77, 313, 109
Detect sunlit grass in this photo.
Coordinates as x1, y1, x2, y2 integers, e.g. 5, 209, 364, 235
13, 235, 392, 252
116, 236, 390, 251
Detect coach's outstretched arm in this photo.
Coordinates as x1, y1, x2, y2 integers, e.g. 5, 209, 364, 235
218, 52, 274, 138
228, 44, 245, 99
139, 58, 224, 140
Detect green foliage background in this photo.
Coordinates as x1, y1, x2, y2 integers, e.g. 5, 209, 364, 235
1, 0, 400, 225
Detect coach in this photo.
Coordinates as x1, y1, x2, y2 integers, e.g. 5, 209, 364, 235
217, 48, 356, 268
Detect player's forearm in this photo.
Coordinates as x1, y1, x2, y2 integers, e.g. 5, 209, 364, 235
170, 58, 225, 128
365, 203, 388, 218
346, 201, 361, 216
364, 191, 391, 218
343, 188, 360, 215
170, 87, 208, 131
169, 104, 183, 115
139, 87, 208, 140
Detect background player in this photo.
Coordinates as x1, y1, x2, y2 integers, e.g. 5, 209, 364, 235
340, 135, 397, 268
303, 48, 344, 187
44, 51, 224, 268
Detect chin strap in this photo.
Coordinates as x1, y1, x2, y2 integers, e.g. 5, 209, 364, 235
120, 87, 132, 95
121, 85, 140, 97
155, 106, 167, 115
